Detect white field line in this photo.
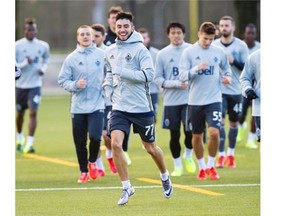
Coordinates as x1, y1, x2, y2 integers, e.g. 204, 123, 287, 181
16, 183, 260, 192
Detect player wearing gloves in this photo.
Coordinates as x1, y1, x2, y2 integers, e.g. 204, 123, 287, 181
240, 49, 261, 142
102, 11, 173, 206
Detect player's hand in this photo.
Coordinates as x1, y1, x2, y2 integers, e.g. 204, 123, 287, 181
38, 70, 44, 76
198, 61, 209, 71
27, 57, 33, 65
245, 89, 258, 100
77, 77, 87, 89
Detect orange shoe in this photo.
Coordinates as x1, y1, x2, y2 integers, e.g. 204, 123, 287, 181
205, 167, 220, 180
197, 169, 206, 180
97, 169, 106, 178
88, 162, 98, 180
225, 155, 236, 168
216, 156, 225, 168
107, 158, 117, 173
77, 172, 89, 183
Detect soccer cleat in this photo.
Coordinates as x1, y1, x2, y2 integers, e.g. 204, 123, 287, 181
184, 157, 196, 174
197, 169, 206, 180
107, 158, 117, 173
77, 172, 89, 184
225, 155, 236, 168
161, 176, 173, 199
245, 141, 258, 149
205, 167, 220, 180
117, 186, 135, 205
97, 169, 106, 178
171, 167, 183, 177
16, 137, 25, 153
236, 124, 246, 142
216, 156, 226, 168
88, 162, 98, 180
23, 146, 35, 154
124, 152, 132, 166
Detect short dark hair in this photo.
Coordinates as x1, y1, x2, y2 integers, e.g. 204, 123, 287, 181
199, 22, 216, 35
116, 12, 134, 23
24, 18, 37, 28
107, 6, 123, 18
91, 23, 106, 36
166, 22, 186, 35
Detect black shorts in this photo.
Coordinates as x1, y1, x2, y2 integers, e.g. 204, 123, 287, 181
108, 110, 155, 143
16, 87, 41, 111
188, 102, 222, 134
162, 104, 191, 131
222, 94, 242, 122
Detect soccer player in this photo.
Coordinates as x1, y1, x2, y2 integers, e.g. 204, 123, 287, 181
103, 6, 132, 165
138, 27, 160, 122
213, 16, 249, 168
15, 18, 50, 153
103, 12, 173, 205
58, 25, 106, 184
237, 23, 261, 149
154, 22, 196, 177
91, 23, 117, 175
179, 21, 232, 180
240, 49, 260, 143
103, 6, 123, 46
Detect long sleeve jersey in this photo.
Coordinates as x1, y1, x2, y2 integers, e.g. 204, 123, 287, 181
179, 42, 232, 106
15, 37, 50, 88
154, 42, 191, 106
213, 37, 249, 95
103, 31, 154, 113
58, 44, 105, 114
240, 49, 260, 117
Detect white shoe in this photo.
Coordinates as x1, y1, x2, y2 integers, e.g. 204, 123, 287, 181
117, 186, 135, 205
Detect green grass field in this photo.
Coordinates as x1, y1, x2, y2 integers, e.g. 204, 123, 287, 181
15, 95, 260, 216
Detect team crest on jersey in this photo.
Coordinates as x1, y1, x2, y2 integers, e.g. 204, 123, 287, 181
213, 57, 218, 63
109, 54, 115, 59
95, 60, 100, 66
125, 53, 132, 62
196, 56, 200, 60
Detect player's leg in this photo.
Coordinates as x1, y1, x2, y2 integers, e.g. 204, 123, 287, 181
23, 87, 41, 153
225, 95, 242, 168
216, 95, 227, 168
88, 110, 104, 178
182, 105, 196, 174
136, 114, 173, 199
15, 88, 27, 152
72, 114, 89, 183
237, 96, 249, 142
205, 102, 221, 180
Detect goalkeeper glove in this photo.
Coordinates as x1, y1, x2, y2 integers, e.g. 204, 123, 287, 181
245, 89, 258, 100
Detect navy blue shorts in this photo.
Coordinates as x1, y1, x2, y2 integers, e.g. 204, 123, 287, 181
222, 94, 242, 122
188, 102, 222, 134
16, 87, 41, 111
162, 104, 191, 131
108, 110, 155, 143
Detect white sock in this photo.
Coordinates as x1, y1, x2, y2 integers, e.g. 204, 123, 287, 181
96, 157, 105, 171
248, 132, 256, 142
160, 170, 169, 181
106, 149, 112, 159
183, 148, 193, 159
173, 157, 183, 169
25, 136, 34, 148
17, 132, 24, 142
227, 147, 235, 156
218, 151, 226, 157
197, 157, 206, 170
207, 155, 216, 168
122, 180, 131, 189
